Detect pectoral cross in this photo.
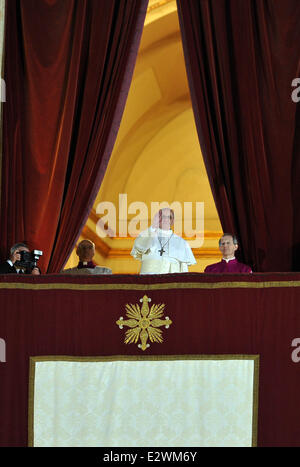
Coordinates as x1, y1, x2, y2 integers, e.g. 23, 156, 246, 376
159, 247, 165, 256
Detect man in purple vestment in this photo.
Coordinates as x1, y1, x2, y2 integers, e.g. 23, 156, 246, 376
204, 233, 252, 273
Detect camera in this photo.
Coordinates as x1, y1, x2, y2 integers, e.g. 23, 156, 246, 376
15, 250, 43, 271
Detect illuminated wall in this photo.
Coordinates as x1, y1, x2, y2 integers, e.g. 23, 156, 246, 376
65, 0, 222, 273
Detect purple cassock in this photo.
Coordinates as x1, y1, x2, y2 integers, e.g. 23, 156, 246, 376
204, 258, 252, 273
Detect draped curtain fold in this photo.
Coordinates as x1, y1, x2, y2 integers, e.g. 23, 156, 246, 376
177, 0, 300, 272
0, 0, 148, 272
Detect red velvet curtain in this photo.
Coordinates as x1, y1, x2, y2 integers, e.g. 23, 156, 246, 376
177, 0, 300, 272
0, 0, 148, 273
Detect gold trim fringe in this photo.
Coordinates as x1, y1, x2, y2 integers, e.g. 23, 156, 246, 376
2, 279, 300, 292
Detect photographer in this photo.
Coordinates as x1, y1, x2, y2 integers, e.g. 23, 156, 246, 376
0, 243, 41, 275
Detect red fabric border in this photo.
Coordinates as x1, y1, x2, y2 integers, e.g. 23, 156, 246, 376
1, 273, 300, 446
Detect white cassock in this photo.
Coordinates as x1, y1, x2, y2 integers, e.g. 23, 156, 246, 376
131, 227, 196, 274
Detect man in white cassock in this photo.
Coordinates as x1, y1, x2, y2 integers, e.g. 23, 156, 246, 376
131, 208, 196, 274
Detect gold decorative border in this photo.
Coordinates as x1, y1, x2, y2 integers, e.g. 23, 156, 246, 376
2, 280, 300, 292
28, 354, 259, 448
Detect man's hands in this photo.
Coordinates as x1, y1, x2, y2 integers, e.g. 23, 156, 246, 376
10, 250, 21, 264
151, 212, 160, 229
31, 267, 40, 275
10, 249, 40, 274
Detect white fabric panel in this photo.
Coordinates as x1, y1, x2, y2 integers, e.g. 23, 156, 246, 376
32, 358, 256, 447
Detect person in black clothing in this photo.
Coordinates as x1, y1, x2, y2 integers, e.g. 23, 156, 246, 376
0, 243, 40, 275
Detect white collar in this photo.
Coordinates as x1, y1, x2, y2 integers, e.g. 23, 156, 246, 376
222, 256, 236, 263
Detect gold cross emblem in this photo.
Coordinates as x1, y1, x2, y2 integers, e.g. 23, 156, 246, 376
116, 295, 172, 351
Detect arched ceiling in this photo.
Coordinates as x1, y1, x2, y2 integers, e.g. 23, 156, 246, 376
66, 0, 222, 273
